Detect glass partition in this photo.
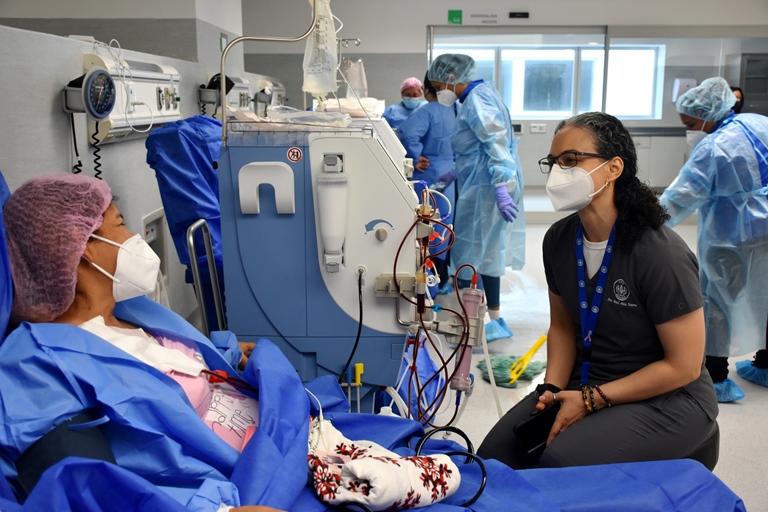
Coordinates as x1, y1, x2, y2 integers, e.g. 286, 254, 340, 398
429, 26, 768, 123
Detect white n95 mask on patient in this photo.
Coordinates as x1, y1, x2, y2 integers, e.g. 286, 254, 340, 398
545, 161, 609, 211
88, 233, 161, 302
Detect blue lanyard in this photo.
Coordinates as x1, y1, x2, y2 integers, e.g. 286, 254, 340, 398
576, 223, 617, 386
458, 79, 483, 103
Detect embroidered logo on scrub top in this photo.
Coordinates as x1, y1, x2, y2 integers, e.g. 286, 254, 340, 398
613, 279, 630, 302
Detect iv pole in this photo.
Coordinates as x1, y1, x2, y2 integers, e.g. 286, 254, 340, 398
219, 0, 319, 146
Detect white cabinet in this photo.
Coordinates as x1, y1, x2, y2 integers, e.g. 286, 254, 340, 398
633, 136, 651, 185
630, 135, 688, 191
647, 137, 688, 190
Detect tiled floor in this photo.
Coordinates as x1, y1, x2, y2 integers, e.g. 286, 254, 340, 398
427, 199, 768, 511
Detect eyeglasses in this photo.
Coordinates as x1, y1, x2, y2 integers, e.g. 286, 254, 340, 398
538, 150, 613, 174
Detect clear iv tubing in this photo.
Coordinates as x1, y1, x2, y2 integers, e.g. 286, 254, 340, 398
391, 218, 470, 426
398, 333, 449, 422
219, 0, 319, 144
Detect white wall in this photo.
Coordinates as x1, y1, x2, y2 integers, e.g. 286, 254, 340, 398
0, 0, 195, 18
0, 19, 243, 322
196, 0, 243, 36
242, 0, 768, 54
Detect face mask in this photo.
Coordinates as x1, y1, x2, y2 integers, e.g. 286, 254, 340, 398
545, 160, 609, 211
87, 233, 161, 302
402, 97, 424, 110
686, 128, 707, 147
436, 88, 458, 107
685, 130, 707, 147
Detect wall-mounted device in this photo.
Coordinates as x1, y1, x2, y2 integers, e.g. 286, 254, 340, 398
198, 74, 252, 118
672, 78, 697, 103
63, 67, 117, 120
69, 53, 183, 144
253, 78, 286, 117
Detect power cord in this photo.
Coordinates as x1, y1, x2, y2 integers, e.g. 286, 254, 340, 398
91, 121, 102, 180
338, 270, 364, 385
69, 113, 83, 174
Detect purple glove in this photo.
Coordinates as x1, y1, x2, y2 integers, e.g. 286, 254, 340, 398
437, 170, 457, 189
495, 185, 518, 222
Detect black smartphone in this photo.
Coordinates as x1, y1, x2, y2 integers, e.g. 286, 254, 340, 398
513, 402, 562, 455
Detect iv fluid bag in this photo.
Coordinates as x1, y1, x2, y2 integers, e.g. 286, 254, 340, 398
345, 59, 368, 99
303, 0, 338, 101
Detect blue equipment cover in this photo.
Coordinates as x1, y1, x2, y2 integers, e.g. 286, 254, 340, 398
145, 115, 223, 269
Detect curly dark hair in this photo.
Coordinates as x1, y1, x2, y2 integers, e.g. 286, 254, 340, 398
554, 112, 670, 252
423, 72, 437, 97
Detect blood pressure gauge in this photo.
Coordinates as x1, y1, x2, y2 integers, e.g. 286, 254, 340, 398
63, 67, 116, 120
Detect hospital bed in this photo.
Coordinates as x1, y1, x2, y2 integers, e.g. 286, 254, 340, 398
0, 162, 746, 512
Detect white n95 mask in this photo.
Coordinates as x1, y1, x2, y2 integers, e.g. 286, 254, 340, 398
686, 129, 707, 147
545, 161, 609, 211
437, 88, 458, 107
88, 233, 161, 302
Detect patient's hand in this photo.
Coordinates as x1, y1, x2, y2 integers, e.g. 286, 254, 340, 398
238, 341, 256, 370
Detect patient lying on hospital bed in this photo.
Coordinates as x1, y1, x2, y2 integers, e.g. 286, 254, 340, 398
0, 174, 285, 511
0, 174, 466, 511
0, 173, 746, 512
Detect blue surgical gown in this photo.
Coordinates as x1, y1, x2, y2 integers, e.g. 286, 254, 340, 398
660, 112, 768, 357
382, 102, 419, 133
398, 101, 456, 260
0, 296, 309, 511
450, 81, 525, 277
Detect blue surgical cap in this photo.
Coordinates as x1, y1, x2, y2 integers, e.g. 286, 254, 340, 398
427, 54, 477, 85
675, 77, 737, 122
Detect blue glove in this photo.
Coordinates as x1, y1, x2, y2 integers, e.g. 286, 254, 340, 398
495, 185, 518, 222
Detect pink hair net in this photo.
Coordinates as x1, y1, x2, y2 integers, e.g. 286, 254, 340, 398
4, 174, 112, 322
400, 77, 423, 93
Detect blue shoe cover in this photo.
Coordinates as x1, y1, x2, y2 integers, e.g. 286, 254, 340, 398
438, 282, 454, 295
485, 318, 514, 343
497, 318, 514, 337
736, 360, 768, 387
713, 378, 745, 403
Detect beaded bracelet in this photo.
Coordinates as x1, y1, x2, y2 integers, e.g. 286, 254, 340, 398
594, 384, 612, 408
581, 387, 595, 413
588, 386, 598, 412
536, 383, 562, 396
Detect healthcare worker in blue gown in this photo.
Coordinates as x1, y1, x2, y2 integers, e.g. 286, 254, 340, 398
428, 53, 526, 342
660, 77, 768, 403
382, 77, 426, 133
398, 75, 457, 294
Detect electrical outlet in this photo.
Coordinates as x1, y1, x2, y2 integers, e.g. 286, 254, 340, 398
530, 123, 547, 134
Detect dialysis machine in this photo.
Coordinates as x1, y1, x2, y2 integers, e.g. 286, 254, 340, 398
215, 6, 483, 411
220, 119, 417, 397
